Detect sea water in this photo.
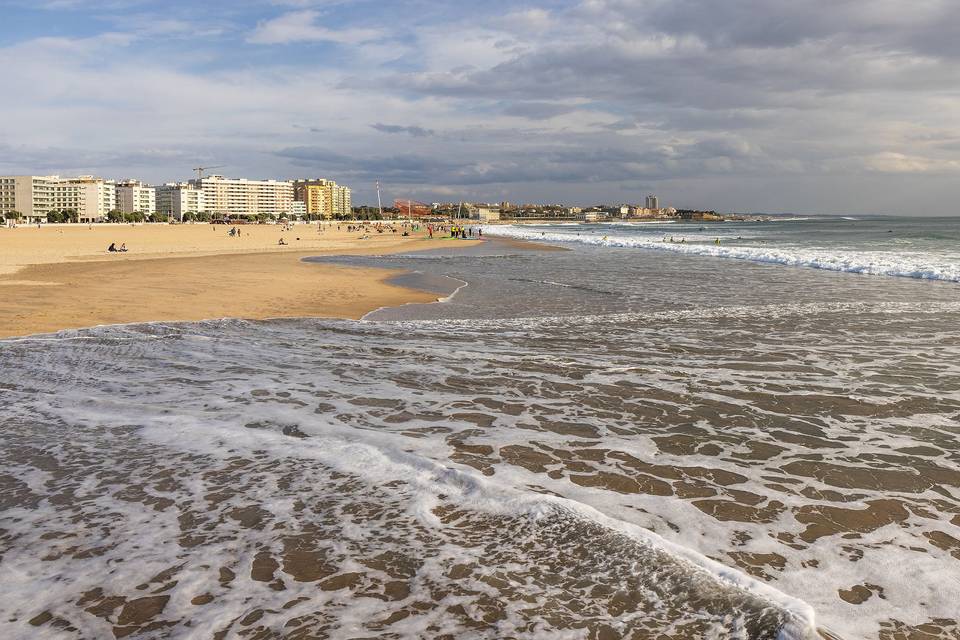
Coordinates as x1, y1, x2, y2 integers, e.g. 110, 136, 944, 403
2, 216, 959, 639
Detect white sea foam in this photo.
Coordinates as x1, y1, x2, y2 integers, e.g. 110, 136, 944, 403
436, 276, 469, 303
25, 383, 821, 639
485, 225, 960, 283
4, 288, 960, 638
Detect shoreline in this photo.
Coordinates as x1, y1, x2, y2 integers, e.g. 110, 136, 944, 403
0, 224, 484, 339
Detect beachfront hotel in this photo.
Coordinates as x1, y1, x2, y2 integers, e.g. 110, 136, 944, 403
0, 175, 57, 223
193, 175, 295, 218
292, 179, 352, 219
115, 180, 157, 215
155, 182, 206, 221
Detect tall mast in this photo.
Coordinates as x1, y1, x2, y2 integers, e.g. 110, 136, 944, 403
376, 180, 383, 218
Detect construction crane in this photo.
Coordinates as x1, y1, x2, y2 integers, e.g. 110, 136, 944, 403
192, 165, 225, 181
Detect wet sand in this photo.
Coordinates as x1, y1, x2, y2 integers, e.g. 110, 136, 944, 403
0, 223, 479, 338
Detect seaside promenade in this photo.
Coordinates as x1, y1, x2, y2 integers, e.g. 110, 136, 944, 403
0, 223, 468, 338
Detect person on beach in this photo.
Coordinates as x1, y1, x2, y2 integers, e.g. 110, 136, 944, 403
119, 243, 128, 252
278, 237, 287, 245
107, 242, 117, 252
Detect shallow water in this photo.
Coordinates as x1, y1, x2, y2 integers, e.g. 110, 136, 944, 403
2, 221, 960, 640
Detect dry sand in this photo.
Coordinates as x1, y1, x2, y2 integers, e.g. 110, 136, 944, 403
0, 223, 474, 338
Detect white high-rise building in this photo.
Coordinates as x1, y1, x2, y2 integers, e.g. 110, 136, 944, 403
0, 175, 57, 223
193, 175, 294, 218
155, 183, 206, 221
115, 180, 156, 215
333, 184, 352, 217
645, 194, 659, 210
52, 177, 116, 223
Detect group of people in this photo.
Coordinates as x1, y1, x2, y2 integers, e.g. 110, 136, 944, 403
661, 236, 726, 245
107, 242, 128, 253
228, 227, 243, 237
448, 225, 481, 239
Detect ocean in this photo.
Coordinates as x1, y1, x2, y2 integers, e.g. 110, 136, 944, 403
2, 216, 959, 639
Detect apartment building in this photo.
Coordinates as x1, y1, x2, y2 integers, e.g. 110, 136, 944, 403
194, 175, 294, 218
333, 184, 352, 217
52, 177, 116, 223
293, 180, 330, 218
293, 179, 352, 219
0, 175, 57, 223
115, 180, 156, 215
155, 182, 206, 221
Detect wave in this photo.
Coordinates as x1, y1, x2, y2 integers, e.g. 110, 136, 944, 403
606, 219, 678, 225
486, 225, 960, 283
436, 275, 468, 302
32, 378, 819, 640
381, 300, 960, 333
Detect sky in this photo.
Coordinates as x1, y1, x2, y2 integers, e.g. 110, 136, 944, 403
1, 0, 959, 214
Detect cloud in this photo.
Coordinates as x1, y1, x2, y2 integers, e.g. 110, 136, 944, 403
274, 139, 770, 188
370, 123, 435, 137
502, 102, 579, 120
248, 10, 381, 44
4, 0, 960, 212
24, 0, 150, 9
861, 152, 960, 174
497, 8, 552, 33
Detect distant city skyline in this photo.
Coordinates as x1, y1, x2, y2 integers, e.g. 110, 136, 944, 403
2, 1, 960, 214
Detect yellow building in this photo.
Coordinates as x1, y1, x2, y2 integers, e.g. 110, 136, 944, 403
293, 179, 352, 219
294, 180, 331, 218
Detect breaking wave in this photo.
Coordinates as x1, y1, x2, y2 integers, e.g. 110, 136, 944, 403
485, 225, 960, 283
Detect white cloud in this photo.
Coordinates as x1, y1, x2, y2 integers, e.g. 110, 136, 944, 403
862, 152, 960, 174
498, 8, 553, 33
248, 10, 380, 45
5, 0, 960, 211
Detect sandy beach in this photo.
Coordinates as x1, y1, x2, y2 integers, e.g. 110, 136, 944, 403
0, 223, 472, 338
